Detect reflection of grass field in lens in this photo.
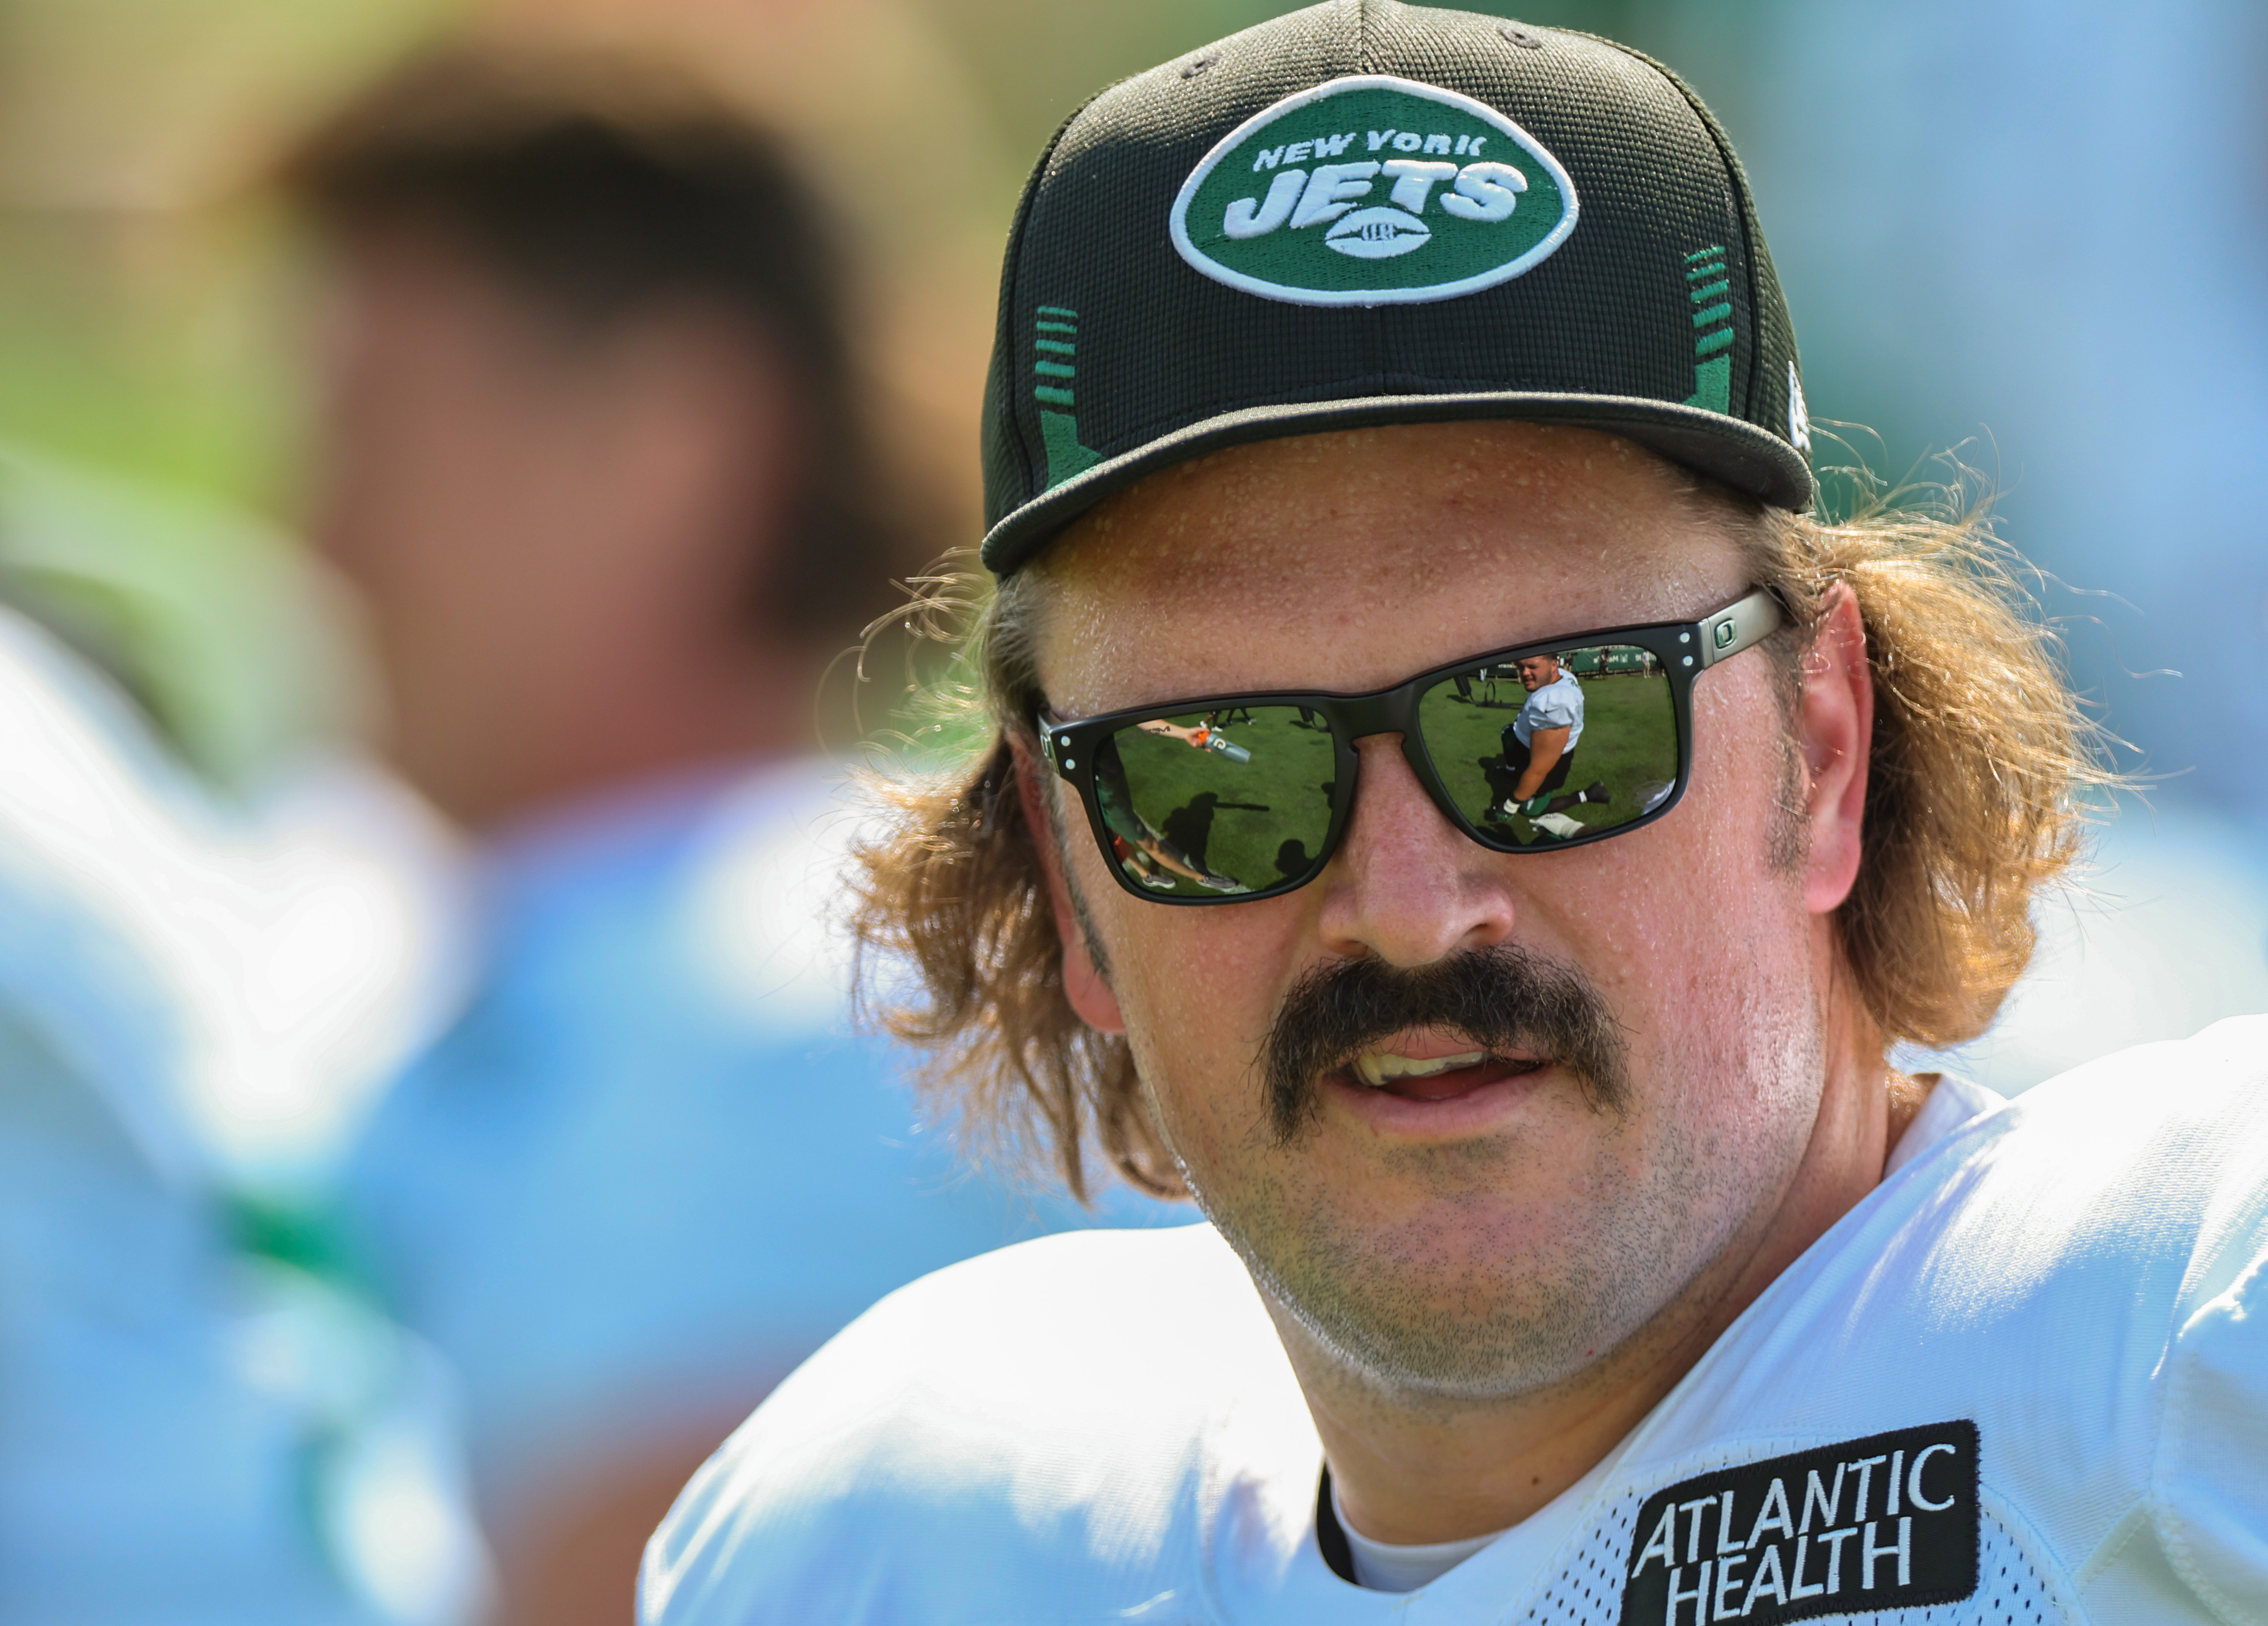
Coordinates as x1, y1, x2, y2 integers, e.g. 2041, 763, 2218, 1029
1416, 667, 1677, 845
1113, 709, 1337, 893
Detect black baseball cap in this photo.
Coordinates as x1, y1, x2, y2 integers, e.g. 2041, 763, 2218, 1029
978, 0, 1812, 576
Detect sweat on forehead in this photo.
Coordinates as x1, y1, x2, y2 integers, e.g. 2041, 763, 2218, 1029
1043, 422, 1720, 591
1026, 422, 1749, 703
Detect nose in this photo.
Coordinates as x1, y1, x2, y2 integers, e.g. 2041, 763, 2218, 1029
1316, 735, 1516, 967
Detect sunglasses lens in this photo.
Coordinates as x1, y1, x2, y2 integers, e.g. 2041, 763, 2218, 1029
1416, 645, 1679, 846
1092, 707, 1337, 898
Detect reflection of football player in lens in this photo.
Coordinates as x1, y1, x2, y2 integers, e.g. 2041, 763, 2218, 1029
1096, 744, 1248, 892
1139, 715, 1252, 764
1491, 654, 1610, 829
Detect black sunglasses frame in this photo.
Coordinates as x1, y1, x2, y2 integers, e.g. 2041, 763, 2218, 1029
1037, 588, 1783, 905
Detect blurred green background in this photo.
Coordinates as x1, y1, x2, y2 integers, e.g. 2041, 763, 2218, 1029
0, 0, 1720, 785
1, 0, 2263, 804
0, 0, 1742, 518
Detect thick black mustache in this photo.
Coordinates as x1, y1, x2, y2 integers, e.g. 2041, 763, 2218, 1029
1261, 945, 1628, 1142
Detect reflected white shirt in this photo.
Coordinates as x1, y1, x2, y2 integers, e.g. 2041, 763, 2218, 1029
1511, 670, 1584, 750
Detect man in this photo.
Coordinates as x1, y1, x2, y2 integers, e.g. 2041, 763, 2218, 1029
283, 48, 1184, 1626
1492, 651, 1607, 829
642, 7, 2267, 1624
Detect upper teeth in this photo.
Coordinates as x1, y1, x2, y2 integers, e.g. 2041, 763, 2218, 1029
1354, 1050, 1487, 1088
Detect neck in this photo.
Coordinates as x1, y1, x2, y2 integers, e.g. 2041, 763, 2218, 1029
1289, 955, 1904, 1548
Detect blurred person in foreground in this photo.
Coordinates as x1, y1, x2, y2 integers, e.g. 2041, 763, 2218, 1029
642, 7, 2268, 1624
283, 48, 1186, 1626
0, 591, 481, 1626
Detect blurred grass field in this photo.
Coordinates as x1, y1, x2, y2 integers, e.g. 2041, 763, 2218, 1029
1113, 710, 1339, 892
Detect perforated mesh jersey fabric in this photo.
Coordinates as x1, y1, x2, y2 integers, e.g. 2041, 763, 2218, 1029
978, 0, 1808, 574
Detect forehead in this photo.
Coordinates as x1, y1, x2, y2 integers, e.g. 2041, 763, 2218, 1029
325, 226, 566, 372
1033, 422, 1747, 715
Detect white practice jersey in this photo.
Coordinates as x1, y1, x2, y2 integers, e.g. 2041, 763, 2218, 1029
1511, 669, 1584, 752
642, 1019, 2268, 1626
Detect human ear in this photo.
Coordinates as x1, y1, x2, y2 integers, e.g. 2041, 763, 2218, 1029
1010, 735, 1127, 1035
1797, 583, 1873, 914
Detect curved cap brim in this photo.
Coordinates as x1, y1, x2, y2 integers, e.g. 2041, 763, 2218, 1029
979, 392, 1815, 576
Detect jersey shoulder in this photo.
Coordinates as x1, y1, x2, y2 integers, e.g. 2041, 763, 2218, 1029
1928, 1011, 2268, 1261
1989, 1016, 2268, 1615
1637, 1017, 2268, 1621
640, 1222, 1288, 1626
1784, 1012, 2268, 1381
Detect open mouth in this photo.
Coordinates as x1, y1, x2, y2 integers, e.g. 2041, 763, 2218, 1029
1343, 1047, 1546, 1101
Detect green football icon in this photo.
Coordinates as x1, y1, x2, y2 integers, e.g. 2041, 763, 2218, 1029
1325, 206, 1431, 258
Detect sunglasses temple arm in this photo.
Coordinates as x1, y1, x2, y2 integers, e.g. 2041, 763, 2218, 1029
1035, 714, 1072, 778
1696, 588, 1784, 668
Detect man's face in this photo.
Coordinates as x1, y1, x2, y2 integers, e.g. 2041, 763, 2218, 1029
1032, 423, 1831, 1401
1516, 654, 1562, 690
310, 229, 611, 725
306, 227, 783, 824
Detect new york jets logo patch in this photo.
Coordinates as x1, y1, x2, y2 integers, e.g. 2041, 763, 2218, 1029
1169, 75, 1578, 307
1619, 1422, 1979, 1625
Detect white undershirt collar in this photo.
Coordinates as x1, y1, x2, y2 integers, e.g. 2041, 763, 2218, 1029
1330, 1481, 1502, 1593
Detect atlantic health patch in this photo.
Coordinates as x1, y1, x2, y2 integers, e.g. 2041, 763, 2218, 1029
1618, 1422, 1978, 1625
1168, 75, 1577, 308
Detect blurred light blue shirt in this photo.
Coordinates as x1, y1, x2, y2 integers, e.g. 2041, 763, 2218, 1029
0, 605, 476, 1626
343, 759, 1194, 1511
0, 867, 365, 1625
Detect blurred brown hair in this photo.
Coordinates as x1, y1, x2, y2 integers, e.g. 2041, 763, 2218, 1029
282, 44, 921, 652
848, 466, 2116, 1203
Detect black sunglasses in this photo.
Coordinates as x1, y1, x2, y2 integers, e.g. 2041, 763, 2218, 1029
1038, 588, 1783, 904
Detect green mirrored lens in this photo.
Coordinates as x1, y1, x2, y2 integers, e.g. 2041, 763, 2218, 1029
1416, 645, 1678, 847
1096, 707, 1336, 897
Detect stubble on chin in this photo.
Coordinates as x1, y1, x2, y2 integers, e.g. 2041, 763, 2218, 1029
1218, 1103, 1700, 1404
1157, 981, 1823, 1408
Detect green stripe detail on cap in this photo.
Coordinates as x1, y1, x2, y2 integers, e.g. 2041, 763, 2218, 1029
1684, 356, 1731, 414
1041, 412, 1102, 486
1682, 244, 1735, 406
1033, 306, 1101, 488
